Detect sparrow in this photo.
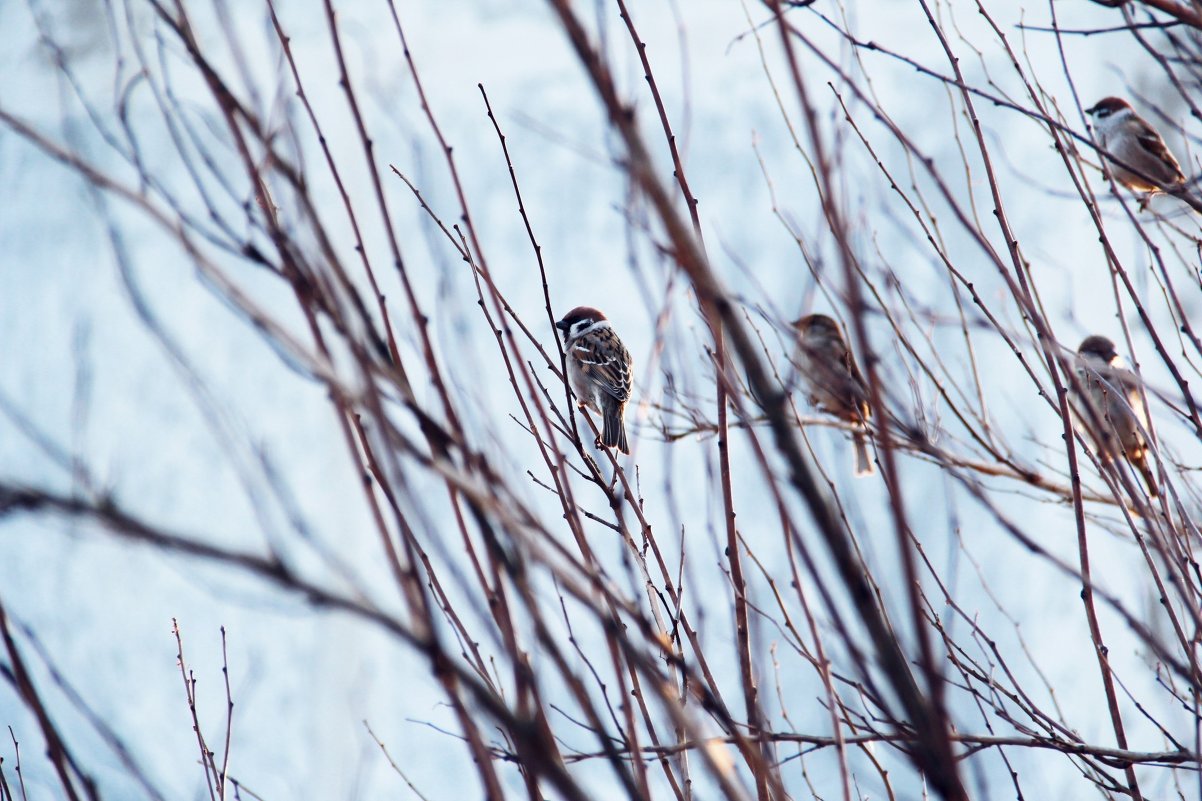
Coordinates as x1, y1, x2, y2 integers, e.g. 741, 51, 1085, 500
556, 306, 632, 454
794, 314, 873, 476
1086, 97, 1187, 204
1075, 335, 1157, 497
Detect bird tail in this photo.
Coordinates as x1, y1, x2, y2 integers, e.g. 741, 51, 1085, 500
603, 401, 630, 455
853, 430, 874, 477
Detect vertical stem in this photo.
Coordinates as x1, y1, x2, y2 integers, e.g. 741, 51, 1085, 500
613, 2, 769, 795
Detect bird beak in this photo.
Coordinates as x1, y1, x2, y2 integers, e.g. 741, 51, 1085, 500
555, 319, 569, 331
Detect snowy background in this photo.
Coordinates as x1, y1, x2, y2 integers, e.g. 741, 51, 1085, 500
2, 1, 1199, 799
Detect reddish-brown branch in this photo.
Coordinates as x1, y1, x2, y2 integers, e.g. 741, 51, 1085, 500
612, 4, 771, 797
0, 605, 87, 801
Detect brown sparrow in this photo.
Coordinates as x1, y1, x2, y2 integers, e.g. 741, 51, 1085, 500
556, 306, 632, 454
794, 314, 873, 476
1075, 335, 1157, 497
1087, 97, 1187, 203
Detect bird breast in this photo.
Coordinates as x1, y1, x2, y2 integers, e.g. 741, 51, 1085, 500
567, 356, 601, 411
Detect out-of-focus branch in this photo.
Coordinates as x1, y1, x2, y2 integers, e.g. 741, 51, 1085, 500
1090, 0, 1202, 29
0, 603, 90, 801
546, 3, 970, 798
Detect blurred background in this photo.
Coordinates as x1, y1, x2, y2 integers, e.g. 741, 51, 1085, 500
2, 1, 1200, 799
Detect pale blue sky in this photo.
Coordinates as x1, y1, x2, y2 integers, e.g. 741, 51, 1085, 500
1, 2, 1197, 799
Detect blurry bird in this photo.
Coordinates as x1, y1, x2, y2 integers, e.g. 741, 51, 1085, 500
1086, 97, 1188, 207
1075, 335, 1158, 497
794, 314, 873, 476
556, 306, 633, 454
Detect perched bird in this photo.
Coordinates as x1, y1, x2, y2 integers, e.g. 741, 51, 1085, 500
1086, 97, 1187, 204
794, 314, 873, 476
1075, 335, 1157, 497
556, 306, 633, 454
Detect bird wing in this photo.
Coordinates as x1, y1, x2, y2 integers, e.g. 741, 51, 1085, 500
1111, 366, 1153, 434
844, 352, 871, 409
572, 328, 632, 403
1134, 120, 1186, 184
1077, 361, 1149, 449
803, 341, 871, 421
